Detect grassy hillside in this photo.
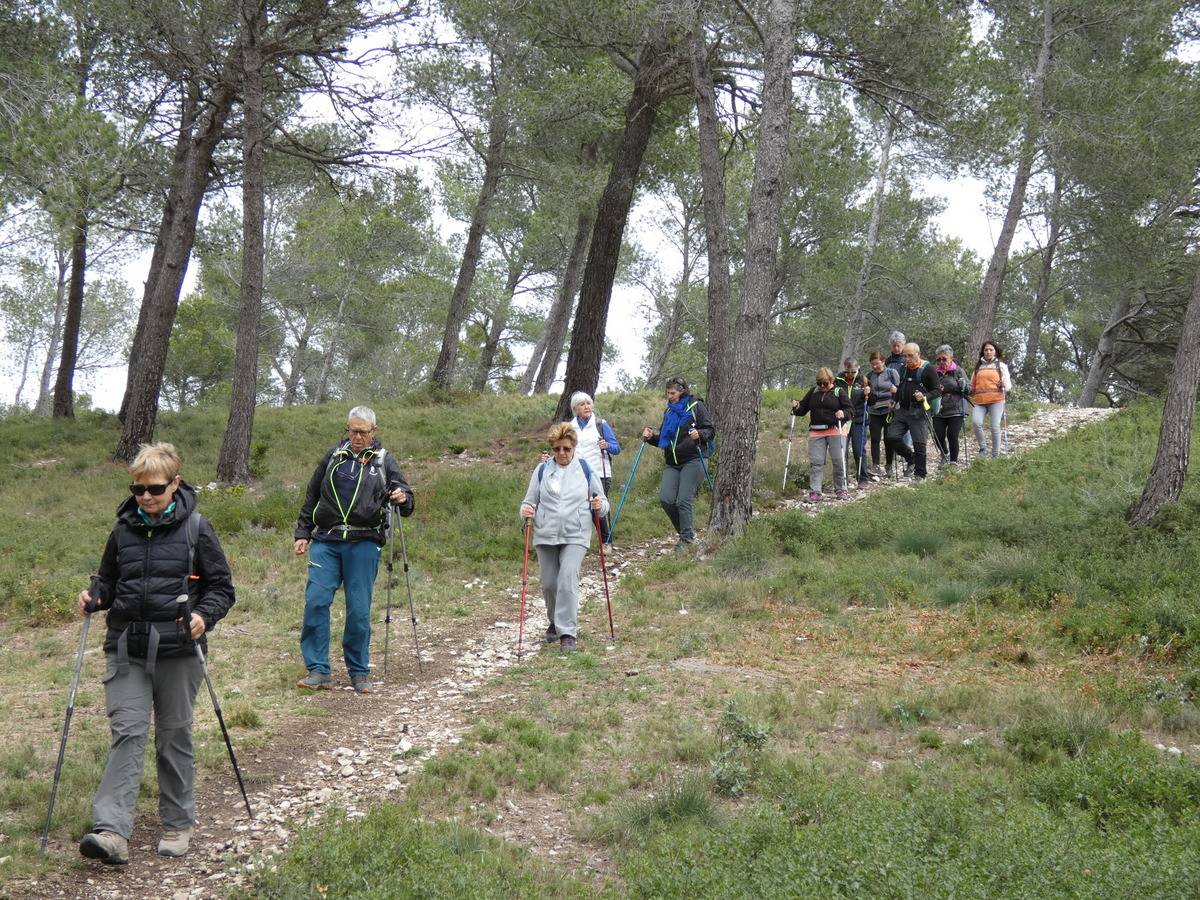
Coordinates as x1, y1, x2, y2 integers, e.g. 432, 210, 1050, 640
3, 396, 1200, 895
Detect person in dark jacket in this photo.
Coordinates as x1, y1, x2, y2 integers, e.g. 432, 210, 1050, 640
835, 358, 869, 488
792, 367, 854, 502
293, 405, 414, 694
865, 351, 901, 478
931, 344, 969, 466
77, 442, 235, 866
885, 343, 942, 481
641, 376, 714, 550
885, 330, 913, 455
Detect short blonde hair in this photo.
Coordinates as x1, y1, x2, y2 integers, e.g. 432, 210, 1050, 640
129, 442, 181, 482
546, 422, 577, 447
816, 367, 835, 385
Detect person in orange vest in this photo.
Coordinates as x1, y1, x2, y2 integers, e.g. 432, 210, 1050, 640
970, 340, 1012, 458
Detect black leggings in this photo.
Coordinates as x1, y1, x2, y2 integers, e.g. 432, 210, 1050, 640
868, 412, 893, 466
931, 416, 963, 462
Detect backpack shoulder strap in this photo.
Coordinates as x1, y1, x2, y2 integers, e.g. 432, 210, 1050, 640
579, 457, 594, 487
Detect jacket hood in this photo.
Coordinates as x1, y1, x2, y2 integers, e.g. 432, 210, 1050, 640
116, 479, 198, 529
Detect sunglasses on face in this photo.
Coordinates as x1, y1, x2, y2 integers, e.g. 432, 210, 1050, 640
129, 482, 171, 497
937, 357, 949, 362
551, 445, 574, 453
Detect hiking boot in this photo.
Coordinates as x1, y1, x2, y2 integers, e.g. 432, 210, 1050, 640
885, 463, 895, 480
807, 490, 822, 503
296, 671, 332, 690
835, 489, 849, 500
79, 831, 128, 865
857, 479, 869, 490
545, 624, 558, 643
157, 826, 193, 858
351, 675, 372, 694
903, 462, 914, 478
559, 635, 577, 652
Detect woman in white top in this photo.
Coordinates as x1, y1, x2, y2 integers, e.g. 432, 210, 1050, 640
565, 391, 621, 540
520, 423, 609, 652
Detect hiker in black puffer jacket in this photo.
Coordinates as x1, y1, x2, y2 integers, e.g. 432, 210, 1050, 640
78, 442, 234, 866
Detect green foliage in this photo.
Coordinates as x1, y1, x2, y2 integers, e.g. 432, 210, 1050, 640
590, 775, 719, 845
1026, 734, 1200, 830
1004, 702, 1113, 763
240, 805, 568, 899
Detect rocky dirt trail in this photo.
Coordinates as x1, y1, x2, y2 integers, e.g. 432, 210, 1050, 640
18, 405, 1116, 899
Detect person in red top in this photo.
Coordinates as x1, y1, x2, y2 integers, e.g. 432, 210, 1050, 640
791, 367, 854, 502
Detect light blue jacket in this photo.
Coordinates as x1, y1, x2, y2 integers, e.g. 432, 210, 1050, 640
519, 459, 610, 547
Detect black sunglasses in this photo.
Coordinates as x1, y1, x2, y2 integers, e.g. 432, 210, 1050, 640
129, 482, 171, 497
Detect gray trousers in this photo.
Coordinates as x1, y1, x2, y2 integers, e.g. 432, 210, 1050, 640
659, 459, 706, 542
536, 543, 588, 638
808, 433, 846, 492
972, 400, 1006, 456
92, 653, 203, 838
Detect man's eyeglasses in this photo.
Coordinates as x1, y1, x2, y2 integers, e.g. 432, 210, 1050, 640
129, 483, 170, 497
936, 356, 949, 362
551, 445, 574, 453
347, 428, 375, 438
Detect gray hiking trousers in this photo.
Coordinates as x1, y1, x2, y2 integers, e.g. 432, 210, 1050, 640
808, 433, 847, 493
659, 459, 706, 542
92, 652, 203, 838
536, 543, 588, 638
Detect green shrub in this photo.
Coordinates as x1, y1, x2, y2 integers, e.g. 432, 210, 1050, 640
1004, 703, 1112, 763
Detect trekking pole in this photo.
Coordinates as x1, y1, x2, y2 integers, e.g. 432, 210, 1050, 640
923, 401, 947, 463
1001, 404, 1010, 454
382, 505, 395, 681
782, 413, 796, 491
41, 591, 98, 853
395, 509, 423, 673
193, 634, 253, 820
516, 518, 532, 660
609, 440, 645, 541
697, 444, 714, 492
592, 497, 615, 640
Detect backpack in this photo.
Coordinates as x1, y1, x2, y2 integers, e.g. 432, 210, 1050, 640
538, 457, 595, 489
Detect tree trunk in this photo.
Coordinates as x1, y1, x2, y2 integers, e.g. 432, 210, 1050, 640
1078, 292, 1132, 407
430, 101, 507, 391
281, 320, 314, 405
35, 248, 70, 415
1021, 171, 1062, 383
115, 70, 238, 460
314, 291, 350, 405
839, 113, 895, 365
968, 0, 1054, 358
689, 23, 732, 419
709, 0, 799, 537
1129, 264, 1200, 526
217, 0, 267, 484
530, 209, 592, 395
645, 204, 694, 388
554, 37, 671, 421
50, 209, 89, 418
473, 254, 524, 391
14, 328, 39, 409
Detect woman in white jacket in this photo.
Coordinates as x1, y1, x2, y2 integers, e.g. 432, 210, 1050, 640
565, 391, 620, 542
520, 423, 609, 652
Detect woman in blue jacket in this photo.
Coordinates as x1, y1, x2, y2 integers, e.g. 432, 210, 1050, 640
641, 376, 714, 550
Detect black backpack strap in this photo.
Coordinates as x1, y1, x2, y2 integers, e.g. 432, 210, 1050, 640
186, 511, 201, 585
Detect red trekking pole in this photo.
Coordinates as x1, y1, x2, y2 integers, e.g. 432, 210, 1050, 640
592, 498, 615, 640
517, 518, 532, 660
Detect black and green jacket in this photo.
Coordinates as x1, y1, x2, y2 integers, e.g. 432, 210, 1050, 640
295, 438, 414, 545
645, 397, 715, 468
